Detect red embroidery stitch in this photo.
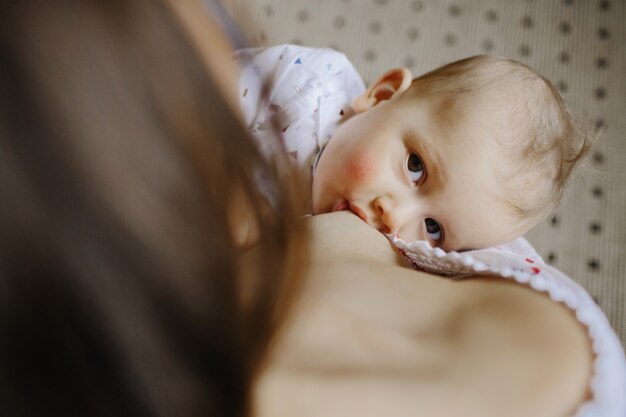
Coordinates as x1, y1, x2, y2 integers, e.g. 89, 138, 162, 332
531, 267, 540, 274
525, 257, 534, 263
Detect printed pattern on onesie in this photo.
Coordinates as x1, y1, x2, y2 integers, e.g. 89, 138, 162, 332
389, 235, 626, 417
236, 44, 366, 193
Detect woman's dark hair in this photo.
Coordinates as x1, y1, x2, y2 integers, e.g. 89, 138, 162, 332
0, 1, 302, 416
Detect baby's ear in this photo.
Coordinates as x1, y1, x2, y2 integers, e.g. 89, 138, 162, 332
352, 68, 412, 113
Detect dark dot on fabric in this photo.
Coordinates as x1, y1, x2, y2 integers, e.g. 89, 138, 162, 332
485, 10, 497, 22
587, 258, 600, 272
290, 38, 302, 46
411, 1, 424, 12
481, 39, 494, 52
407, 27, 419, 40
593, 151, 604, 164
595, 118, 606, 131
558, 50, 570, 64
519, 44, 531, 57
598, 27, 610, 40
590, 222, 602, 234
364, 49, 377, 62
592, 186, 603, 198
444, 33, 457, 46
375, 0, 388, 5
562, 0, 573, 5
449, 4, 461, 16
259, 32, 268, 43
596, 57, 608, 69
550, 215, 560, 227
594, 87, 606, 100
521, 15, 534, 28
262, 4, 274, 16
546, 252, 557, 264
369, 21, 382, 34
559, 21, 571, 34
598, 0, 611, 11
557, 80, 568, 93
334, 16, 346, 29
403, 56, 415, 68
297, 10, 310, 23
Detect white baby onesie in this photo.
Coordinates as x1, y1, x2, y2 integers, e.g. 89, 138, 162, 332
236, 44, 366, 209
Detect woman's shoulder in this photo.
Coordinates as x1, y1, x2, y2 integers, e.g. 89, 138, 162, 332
449, 275, 592, 417
266, 212, 594, 417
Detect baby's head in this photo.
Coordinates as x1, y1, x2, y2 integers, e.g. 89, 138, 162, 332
312, 55, 591, 251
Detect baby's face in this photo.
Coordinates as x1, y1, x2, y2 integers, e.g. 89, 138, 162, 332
312, 92, 523, 252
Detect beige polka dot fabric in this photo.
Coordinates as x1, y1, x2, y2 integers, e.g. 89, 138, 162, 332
222, 0, 626, 346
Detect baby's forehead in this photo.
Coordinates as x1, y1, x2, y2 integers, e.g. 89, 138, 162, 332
406, 89, 531, 182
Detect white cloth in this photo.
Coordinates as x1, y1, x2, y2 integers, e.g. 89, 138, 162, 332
390, 235, 626, 417
236, 44, 366, 206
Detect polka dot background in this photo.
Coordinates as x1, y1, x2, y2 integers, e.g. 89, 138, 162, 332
223, 0, 626, 346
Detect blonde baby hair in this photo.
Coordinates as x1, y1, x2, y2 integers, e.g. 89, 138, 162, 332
409, 55, 593, 232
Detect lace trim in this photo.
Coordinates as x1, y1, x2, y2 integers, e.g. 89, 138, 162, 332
389, 235, 626, 417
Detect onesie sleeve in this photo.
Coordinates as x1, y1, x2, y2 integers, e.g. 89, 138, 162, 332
235, 45, 366, 173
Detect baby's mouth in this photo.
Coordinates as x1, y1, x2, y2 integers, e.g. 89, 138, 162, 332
331, 200, 369, 223
331, 200, 349, 213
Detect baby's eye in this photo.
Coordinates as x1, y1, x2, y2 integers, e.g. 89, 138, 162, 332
406, 152, 424, 183
425, 218, 442, 243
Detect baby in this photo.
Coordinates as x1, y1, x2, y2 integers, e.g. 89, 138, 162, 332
236, 48, 626, 416
237, 45, 590, 253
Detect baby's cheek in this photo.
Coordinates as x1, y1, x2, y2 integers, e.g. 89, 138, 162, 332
343, 150, 377, 185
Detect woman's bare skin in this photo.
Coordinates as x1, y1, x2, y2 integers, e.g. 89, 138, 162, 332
254, 212, 591, 417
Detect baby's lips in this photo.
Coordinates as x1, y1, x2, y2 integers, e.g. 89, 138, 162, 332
331, 200, 349, 212
330, 199, 369, 223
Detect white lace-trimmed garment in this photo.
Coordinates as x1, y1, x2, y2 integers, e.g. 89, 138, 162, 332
391, 235, 626, 417
237, 44, 626, 416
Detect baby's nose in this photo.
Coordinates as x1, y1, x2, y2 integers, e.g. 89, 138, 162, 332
374, 195, 403, 234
